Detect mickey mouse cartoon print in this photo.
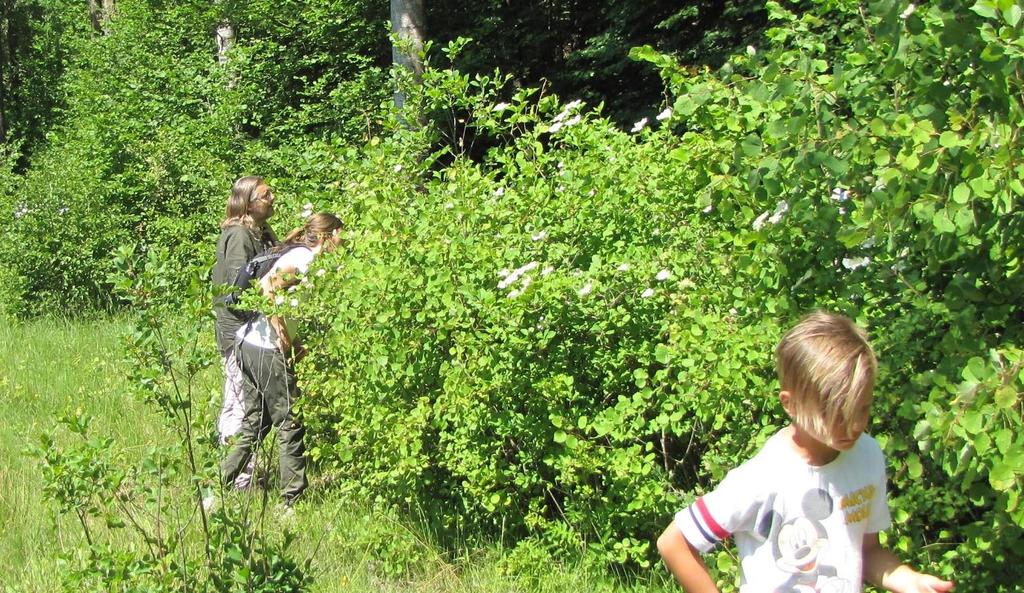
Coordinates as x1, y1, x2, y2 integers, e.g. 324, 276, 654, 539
761, 489, 851, 593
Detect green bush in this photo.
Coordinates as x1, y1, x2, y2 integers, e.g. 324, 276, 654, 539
279, 1, 1021, 587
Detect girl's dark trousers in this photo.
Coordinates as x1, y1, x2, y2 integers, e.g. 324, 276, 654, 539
220, 339, 307, 504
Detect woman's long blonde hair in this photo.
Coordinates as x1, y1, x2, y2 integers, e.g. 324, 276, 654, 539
221, 175, 273, 235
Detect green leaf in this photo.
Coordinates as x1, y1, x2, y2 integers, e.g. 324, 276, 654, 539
972, 0, 999, 19
1004, 4, 1022, 26
824, 156, 849, 175
955, 206, 976, 236
553, 430, 567, 444
655, 343, 672, 365
964, 356, 992, 382
995, 385, 1019, 408
837, 228, 869, 248
962, 409, 985, 435
995, 428, 1013, 453
951, 183, 971, 204
907, 453, 923, 479
939, 131, 961, 148
740, 135, 763, 157
932, 209, 955, 233
981, 44, 1004, 62
990, 459, 1016, 490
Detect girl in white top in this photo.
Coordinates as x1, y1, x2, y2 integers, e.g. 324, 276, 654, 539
220, 212, 343, 507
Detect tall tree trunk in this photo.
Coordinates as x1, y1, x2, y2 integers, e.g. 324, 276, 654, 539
88, 0, 114, 34
0, 1, 10, 144
390, 0, 424, 111
215, 21, 235, 88
88, 0, 101, 32
215, 22, 234, 66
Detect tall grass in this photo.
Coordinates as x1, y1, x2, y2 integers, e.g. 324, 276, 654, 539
0, 319, 155, 591
0, 318, 673, 592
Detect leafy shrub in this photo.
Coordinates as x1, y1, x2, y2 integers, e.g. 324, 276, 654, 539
282, 1, 1021, 586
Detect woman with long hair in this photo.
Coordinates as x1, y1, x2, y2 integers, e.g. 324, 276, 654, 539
211, 176, 278, 489
220, 212, 343, 508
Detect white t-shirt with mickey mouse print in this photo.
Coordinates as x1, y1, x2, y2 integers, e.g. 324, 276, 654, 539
674, 430, 892, 593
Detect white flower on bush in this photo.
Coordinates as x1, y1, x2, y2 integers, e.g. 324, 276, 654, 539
564, 114, 582, 128
507, 289, 522, 299
531, 230, 548, 242
316, 268, 327, 277
752, 210, 771, 231
842, 256, 871, 270
578, 281, 593, 297
631, 117, 648, 133
768, 200, 789, 224
746, 45, 757, 56
553, 100, 583, 122
729, 307, 739, 316
445, 202, 454, 210
899, 3, 916, 18
641, 287, 655, 298
617, 262, 630, 272
393, 163, 403, 173
498, 261, 539, 290
13, 204, 28, 219
58, 206, 69, 216
274, 295, 285, 305
702, 204, 714, 213
656, 269, 672, 282
656, 108, 672, 121
753, 200, 789, 230
492, 102, 510, 112
830, 187, 850, 202
290, 298, 299, 307
551, 99, 584, 130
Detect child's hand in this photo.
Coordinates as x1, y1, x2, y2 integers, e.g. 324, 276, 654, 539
889, 569, 954, 593
906, 573, 954, 593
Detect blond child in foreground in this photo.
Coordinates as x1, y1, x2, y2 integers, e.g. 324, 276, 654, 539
657, 311, 955, 593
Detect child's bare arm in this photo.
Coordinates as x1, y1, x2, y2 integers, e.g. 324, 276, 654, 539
862, 533, 954, 593
657, 523, 720, 593
260, 266, 300, 353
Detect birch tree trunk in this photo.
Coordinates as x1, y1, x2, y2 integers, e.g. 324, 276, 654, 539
390, 0, 424, 111
88, 0, 114, 34
215, 22, 234, 66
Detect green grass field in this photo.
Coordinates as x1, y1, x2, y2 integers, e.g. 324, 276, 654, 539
0, 319, 669, 593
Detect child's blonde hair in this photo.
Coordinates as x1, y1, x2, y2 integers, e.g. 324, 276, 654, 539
775, 311, 877, 438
